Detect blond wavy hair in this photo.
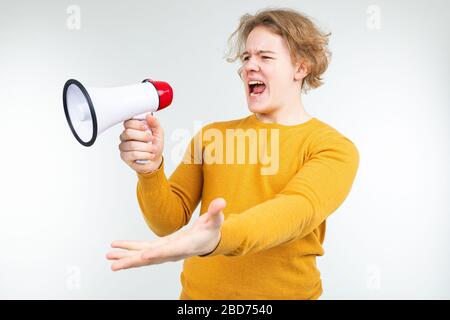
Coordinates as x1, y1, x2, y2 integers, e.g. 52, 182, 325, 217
226, 8, 331, 93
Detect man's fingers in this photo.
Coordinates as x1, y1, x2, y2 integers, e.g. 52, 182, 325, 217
120, 128, 152, 142
111, 237, 172, 251
119, 140, 155, 153
123, 119, 147, 130
111, 254, 146, 271
120, 151, 155, 162
109, 236, 189, 270
110, 242, 184, 271
111, 240, 154, 251
106, 250, 138, 260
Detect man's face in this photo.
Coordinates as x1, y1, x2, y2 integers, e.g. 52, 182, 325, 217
240, 26, 303, 115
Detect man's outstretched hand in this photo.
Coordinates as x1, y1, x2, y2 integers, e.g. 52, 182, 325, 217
106, 198, 226, 271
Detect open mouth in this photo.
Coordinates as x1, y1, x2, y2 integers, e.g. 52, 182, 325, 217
248, 80, 267, 97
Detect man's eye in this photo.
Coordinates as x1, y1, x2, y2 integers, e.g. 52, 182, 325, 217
242, 56, 250, 61
262, 56, 272, 60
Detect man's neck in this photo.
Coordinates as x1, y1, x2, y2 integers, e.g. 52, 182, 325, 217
255, 96, 312, 126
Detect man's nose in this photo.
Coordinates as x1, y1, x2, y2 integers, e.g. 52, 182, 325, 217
243, 58, 260, 73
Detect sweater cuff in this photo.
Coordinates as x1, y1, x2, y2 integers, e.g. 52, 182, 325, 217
136, 156, 166, 193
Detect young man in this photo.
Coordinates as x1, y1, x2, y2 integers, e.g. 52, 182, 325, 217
107, 8, 359, 300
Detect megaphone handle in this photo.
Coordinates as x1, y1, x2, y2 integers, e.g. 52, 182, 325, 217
134, 112, 153, 164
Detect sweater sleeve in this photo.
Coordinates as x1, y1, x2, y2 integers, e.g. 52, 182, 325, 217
136, 128, 204, 237
200, 133, 360, 257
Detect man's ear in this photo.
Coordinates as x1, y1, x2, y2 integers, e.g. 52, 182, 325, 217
294, 58, 308, 81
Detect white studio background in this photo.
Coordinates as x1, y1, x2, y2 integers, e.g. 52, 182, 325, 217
0, 0, 449, 299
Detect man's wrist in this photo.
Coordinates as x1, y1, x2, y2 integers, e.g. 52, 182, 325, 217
138, 156, 163, 175
199, 232, 221, 257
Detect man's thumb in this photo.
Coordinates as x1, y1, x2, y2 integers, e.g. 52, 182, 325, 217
208, 198, 226, 216
204, 198, 226, 227
145, 113, 162, 135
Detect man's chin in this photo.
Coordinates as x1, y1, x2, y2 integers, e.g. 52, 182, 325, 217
247, 102, 270, 114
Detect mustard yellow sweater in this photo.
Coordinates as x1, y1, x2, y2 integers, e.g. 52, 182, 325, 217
136, 114, 359, 300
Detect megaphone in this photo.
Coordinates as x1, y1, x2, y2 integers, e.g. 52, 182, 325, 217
62, 78, 173, 147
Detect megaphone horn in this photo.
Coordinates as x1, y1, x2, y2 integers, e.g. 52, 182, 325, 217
62, 78, 173, 147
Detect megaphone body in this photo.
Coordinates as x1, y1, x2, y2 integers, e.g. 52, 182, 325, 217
63, 78, 173, 163
63, 78, 173, 147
